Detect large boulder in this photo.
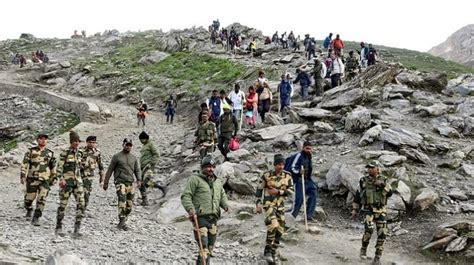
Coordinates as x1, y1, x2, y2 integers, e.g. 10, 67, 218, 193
387, 193, 406, 220
444, 74, 474, 96
414, 188, 439, 211
138, 50, 169, 65
459, 163, 474, 178
381, 127, 423, 148
45, 249, 86, 265
358, 125, 383, 146
414, 103, 451, 117
319, 85, 366, 109
457, 98, 474, 117
298, 108, 333, 119
250, 123, 308, 141
399, 147, 432, 165
227, 149, 252, 162
395, 180, 412, 203
312, 121, 334, 133
344, 106, 372, 132
396, 71, 447, 92
215, 162, 255, 195
325, 163, 362, 193
378, 154, 407, 166
358, 63, 403, 88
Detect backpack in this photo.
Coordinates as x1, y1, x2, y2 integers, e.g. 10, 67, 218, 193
284, 153, 298, 173
228, 137, 240, 151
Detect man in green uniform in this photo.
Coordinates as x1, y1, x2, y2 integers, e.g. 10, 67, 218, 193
55, 131, 85, 236
256, 154, 294, 263
80, 135, 105, 210
181, 155, 229, 265
20, 133, 57, 226
345, 50, 360, 81
312, 58, 325, 96
102, 138, 142, 231
352, 160, 393, 265
138, 131, 167, 206
217, 104, 238, 162
195, 111, 218, 159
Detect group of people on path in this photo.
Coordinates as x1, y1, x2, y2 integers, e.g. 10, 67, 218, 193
20, 130, 166, 236
11, 50, 49, 68
209, 19, 241, 54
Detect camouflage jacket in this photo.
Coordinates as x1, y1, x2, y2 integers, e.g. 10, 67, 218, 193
80, 146, 104, 178
20, 146, 57, 181
195, 121, 217, 145
346, 57, 359, 71
139, 140, 159, 171
57, 148, 84, 183
353, 174, 392, 211
256, 170, 294, 210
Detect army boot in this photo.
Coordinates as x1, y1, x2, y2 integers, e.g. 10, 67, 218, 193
372, 256, 381, 265
25, 209, 33, 218
31, 216, 40, 226
73, 222, 82, 237
55, 221, 64, 235
263, 246, 274, 264
360, 247, 368, 260
157, 183, 168, 198
117, 217, 129, 231
141, 196, 149, 206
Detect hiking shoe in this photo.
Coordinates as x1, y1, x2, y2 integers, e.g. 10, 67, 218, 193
73, 222, 82, 237
55, 222, 64, 236
31, 216, 40, 226
264, 252, 274, 263
159, 185, 168, 198
25, 209, 33, 218
307, 217, 318, 223
140, 198, 149, 206
117, 218, 128, 231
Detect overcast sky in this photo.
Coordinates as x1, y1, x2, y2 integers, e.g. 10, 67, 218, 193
1, 0, 472, 52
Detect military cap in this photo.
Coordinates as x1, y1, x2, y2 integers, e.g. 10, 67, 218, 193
139, 131, 149, 140
86, 136, 97, 142
366, 160, 381, 168
69, 131, 80, 143
123, 138, 133, 145
274, 154, 285, 165
201, 155, 216, 168
37, 133, 48, 139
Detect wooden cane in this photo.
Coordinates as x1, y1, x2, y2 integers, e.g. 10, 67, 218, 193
301, 166, 308, 231
193, 214, 206, 265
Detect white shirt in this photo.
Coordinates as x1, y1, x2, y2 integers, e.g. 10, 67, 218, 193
331, 58, 345, 75
228, 90, 246, 110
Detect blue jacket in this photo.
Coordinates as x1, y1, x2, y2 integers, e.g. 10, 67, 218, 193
323, 36, 331, 49
284, 151, 313, 181
294, 72, 311, 87
279, 80, 292, 106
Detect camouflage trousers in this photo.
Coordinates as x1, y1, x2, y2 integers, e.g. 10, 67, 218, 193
362, 207, 387, 258
199, 144, 214, 160
264, 206, 285, 254
139, 168, 153, 198
57, 180, 85, 223
116, 182, 134, 218
82, 177, 94, 209
193, 215, 218, 265
346, 70, 358, 81
24, 178, 50, 218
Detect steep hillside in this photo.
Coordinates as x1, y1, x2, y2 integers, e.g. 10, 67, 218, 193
429, 24, 474, 68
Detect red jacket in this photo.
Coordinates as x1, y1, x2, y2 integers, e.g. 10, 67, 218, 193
332, 39, 344, 49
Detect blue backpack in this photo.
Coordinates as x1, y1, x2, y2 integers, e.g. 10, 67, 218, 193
284, 153, 298, 173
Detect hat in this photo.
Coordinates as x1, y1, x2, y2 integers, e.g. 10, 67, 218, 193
274, 154, 285, 166
123, 138, 133, 145
69, 131, 80, 143
139, 131, 149, 140
37, 133, 48, 139
201, 155, 216, 168
86, 136, 96, 142
366, 160, 380, 168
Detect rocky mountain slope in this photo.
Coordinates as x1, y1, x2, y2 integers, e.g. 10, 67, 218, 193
429, 24, 474, 67
0, 24, 473, 264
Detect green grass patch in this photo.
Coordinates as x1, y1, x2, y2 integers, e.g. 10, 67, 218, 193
58, 115, 80, 135
0, 139, 18, 153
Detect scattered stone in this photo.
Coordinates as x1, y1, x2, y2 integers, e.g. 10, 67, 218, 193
448, 190, 468, 201
307, 226, 322, 235
298, 108, 333, 119
381, 127, 423, 148
251, 124, 308, 141
422, 234, 457, 251
312, 121, 334, 133
319, 87, 366, 109
378, 154, 407, 166
399, 147, 431, 165
361, 150, 398, 160
314, 206, 328, 222
138, 50, 169, 65
59, 61, 72, 68
344, 106, 372, 132
414, 103, 450, 117
432, 227, 457, 241
414, 188, 439, 211
436, 126, 461, 138
358, 125, 383, 146
458, 163, 474, 178
445, 237, 468, 252
45, 249, 86, 265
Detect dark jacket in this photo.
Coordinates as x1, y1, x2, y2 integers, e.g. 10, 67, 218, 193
217, 112, 238, 136
284, 151, 313, 181
104, 151, 141, 184
294, 72, 311, 87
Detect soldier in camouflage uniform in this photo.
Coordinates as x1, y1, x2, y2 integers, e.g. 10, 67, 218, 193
55, 131, 85, 236
345, 50, 360, 81
195, 111, 217, 159
138, 131, 167, 206
103, 138, 142, 231
352, 160, 393, 265
20, 133, 57, 226
256, 154, 294, 264
80, 136, 105, 210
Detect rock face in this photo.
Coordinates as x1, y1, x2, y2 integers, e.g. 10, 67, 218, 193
325, 163, 363, 194
319, 86, 366, 109
445, 74, 474, 96
414, 188, 439, 211
381, 127, 423, 148
45, 249, 87, 265
250, 123, 308, 141
378, 154, 407, 166
298, 108, 333, 119
429, 24, 474, 67
396, 72, 448, 92
138, 50, 169, 65
215, 162, 255, 195
344, 106, 372, 132
359, 125, 383, 146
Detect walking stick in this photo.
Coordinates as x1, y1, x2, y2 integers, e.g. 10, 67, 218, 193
301, 166, 308, 232
193, 214, 206, 265
277, 85, 281, 115
238, 108, 243, 132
